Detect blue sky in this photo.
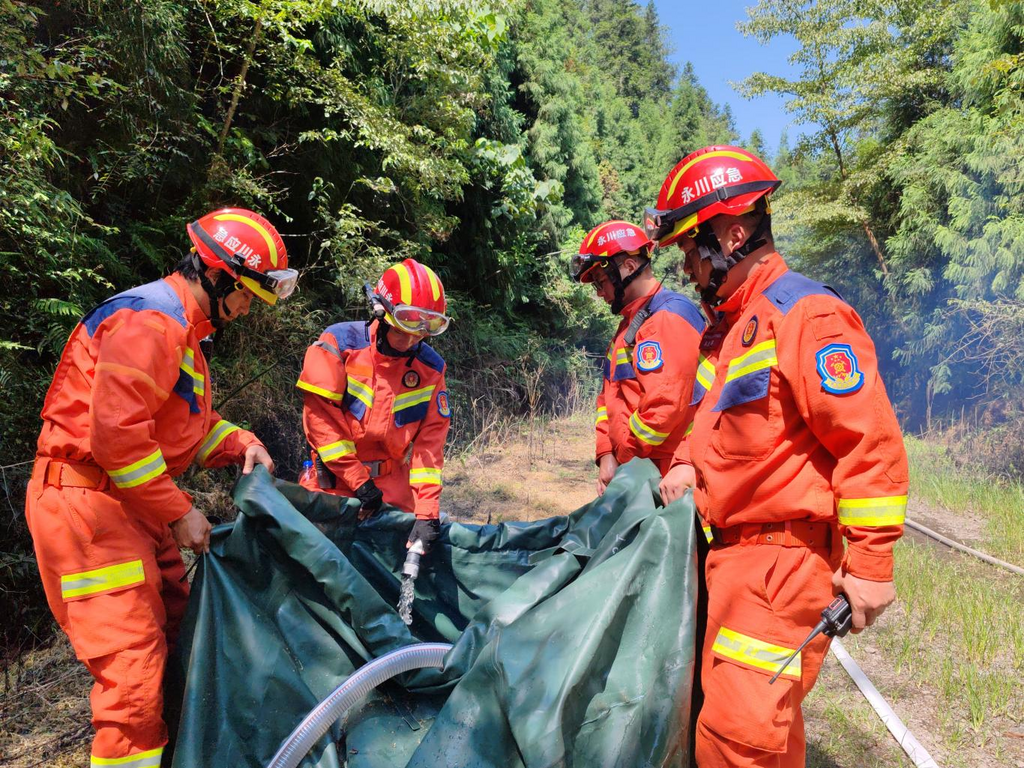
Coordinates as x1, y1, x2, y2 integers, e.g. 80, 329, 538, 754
652, 0, 802, 156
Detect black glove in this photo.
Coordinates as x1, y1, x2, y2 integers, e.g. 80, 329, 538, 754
407, 518, 441, 555
354, 479, 384, 517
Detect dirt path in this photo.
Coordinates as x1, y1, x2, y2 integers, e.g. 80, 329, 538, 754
442, 413, 597, 525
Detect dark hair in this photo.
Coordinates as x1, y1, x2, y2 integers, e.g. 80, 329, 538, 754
173, 251, 203, 280
739, 198, 773, 241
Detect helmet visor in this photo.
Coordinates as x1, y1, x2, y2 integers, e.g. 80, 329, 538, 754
391, 304, 451, 336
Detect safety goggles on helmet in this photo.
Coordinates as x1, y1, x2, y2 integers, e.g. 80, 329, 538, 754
391, 304, 450, 336
234, 262, 299, 300
570, 252, 606, 283
367, 284, 450, 336
644, 179, 780, 244
187, 220, 298, 301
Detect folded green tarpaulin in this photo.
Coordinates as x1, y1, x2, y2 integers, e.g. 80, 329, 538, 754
167, 458, 698, 767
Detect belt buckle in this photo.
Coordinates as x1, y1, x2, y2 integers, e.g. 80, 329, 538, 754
363, 460, 381, 478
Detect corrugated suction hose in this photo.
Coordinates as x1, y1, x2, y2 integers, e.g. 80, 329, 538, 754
266, 642, 452, 768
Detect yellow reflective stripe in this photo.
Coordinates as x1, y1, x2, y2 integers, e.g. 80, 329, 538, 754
108, 449, 166, 489
702, 524, 713, 544
393, 384, 436, 412
595, 406, 608, 425
423, 264, 441, 301
393, 263, 413, 305
91, 747, 163, 767
62, 559, 144, 600
724, 340, 777, 383
197, 420, 239, 464
837, 496, 908, 527
629, 411, 669, 446
712, 626, 801, 679
696, 355, 716, 390
614, 348, 631, 365
296, 379, 344, 401
180, 347, 205, 396
684, 421, 694, 437
346, 376, 374, 408
409, 467, 442, 485
666, 149, 757, 200
214, 213, 279, 268
318, 440, 356, 462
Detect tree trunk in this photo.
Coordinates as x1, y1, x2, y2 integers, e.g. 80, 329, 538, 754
216, 15, 264, 158
861, 219, 889, 276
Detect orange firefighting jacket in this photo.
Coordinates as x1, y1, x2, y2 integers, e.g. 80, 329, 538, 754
595, 284, 705, 468
689, 252, 909, 581
35, 273, 264, 523
296, 321, 449, 520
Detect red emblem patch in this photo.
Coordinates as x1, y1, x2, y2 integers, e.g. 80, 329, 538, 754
815, 343, 864, 394
741, 316, 758, 347
403, 370, 420, 388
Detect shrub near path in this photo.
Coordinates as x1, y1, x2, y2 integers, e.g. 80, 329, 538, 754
2, 418, 1021, 767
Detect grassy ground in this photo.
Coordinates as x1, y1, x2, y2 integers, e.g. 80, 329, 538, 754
2, 419, 1022, 767
906, 435, 1024, 565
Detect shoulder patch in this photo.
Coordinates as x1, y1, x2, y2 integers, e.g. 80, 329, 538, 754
325, 321, 370, 352
815, 343, 864, 394
82, 279, 187, 337
436, 389, 451, 418
762, 271, 844, 316
635, 340, 664, 372
648, 290, 706, 334
415, 342, 445, 374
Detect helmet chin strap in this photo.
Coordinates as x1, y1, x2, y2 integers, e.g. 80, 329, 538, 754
604, 251, 651, 314
193, 254, 237, 330
375, 319, 418, 364
695, 208, 772, 307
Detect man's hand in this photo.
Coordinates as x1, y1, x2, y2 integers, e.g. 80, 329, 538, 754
659, 463, 695, 505
242, 444, 275, 475
597, 454, 620, 496
832, 568, 896, 634
355, 479, 384, 520
170, 506, 212, 555
407, 518, 441, 555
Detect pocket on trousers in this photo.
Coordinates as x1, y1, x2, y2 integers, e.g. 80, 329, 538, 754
701, 650, 796, 753
64, 560, 163, 659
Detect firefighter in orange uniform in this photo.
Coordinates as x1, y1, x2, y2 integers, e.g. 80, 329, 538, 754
571, 220, 706, 503
297, 258, 451, 555
24, 208, 297, 768
646, 146, 908, 767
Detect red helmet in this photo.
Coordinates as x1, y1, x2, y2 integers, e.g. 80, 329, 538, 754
372, 258, 450, 336
644, 146, 780, 247
571, 220, 653, 283
186, 208, 296, 305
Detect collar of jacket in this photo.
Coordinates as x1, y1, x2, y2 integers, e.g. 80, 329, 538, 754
165, 272, 215, 339
715, 251, 788, 326
616, 283, 663, 325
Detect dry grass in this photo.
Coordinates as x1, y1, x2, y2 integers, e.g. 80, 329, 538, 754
442, 412, 597, 525
0, 639, 91, 767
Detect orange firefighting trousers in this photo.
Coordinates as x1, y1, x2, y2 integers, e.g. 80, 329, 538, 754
25, 463, 188, 766
695, 536, 841, 768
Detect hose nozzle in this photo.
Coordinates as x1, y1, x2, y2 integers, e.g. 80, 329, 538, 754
403, 539, 426, 579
